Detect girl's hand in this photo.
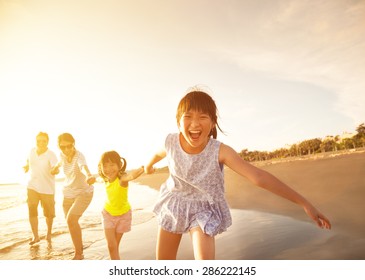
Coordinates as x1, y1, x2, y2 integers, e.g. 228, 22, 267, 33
144, 165, 155, 174
138, 166, 145, 176
87, 175, 96, 185
303, 203, 331, 229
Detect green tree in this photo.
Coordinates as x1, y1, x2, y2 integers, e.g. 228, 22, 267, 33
320, 137, 336, 152
341, 138, 356, 149
354, 123, 365, 148
356, 123, 365, 135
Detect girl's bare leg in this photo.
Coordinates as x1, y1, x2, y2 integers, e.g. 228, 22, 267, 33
105, 228, 123, 260
189, 227, 215, 260
156, 227, 182, 260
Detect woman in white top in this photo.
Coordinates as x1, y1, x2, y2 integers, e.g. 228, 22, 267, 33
51, 133, 96, 260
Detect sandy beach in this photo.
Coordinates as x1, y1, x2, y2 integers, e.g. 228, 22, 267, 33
1, 150, 364, 260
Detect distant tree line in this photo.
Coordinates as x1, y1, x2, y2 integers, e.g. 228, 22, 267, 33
239, 123, 365, 162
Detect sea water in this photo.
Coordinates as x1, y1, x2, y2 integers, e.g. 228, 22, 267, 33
0, 181, 158, 260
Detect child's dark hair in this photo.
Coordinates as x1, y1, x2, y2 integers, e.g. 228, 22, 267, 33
176, 88, 223, 139
98, 151, 127, 182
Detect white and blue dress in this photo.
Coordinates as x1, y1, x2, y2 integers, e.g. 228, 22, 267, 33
153, 133, 232, 236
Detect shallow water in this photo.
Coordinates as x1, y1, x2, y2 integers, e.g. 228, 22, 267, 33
0, 182, 158, 260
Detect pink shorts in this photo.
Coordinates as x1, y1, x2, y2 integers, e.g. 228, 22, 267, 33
102, 209, 132, 233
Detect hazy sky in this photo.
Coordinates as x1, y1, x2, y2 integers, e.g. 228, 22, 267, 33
1, 0, 364, 183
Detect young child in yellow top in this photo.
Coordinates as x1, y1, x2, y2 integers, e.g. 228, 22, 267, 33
98, 151, 144, 260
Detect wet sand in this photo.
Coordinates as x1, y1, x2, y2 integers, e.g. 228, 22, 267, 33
128, 150, 365, 259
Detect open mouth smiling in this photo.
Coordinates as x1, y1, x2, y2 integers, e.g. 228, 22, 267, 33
189, 130, 202, 140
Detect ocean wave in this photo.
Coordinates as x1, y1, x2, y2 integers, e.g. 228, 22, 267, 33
0, 183, 27, 210
0, 197, 26, 211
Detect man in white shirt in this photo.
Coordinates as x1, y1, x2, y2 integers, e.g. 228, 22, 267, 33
24, 132, 58, 246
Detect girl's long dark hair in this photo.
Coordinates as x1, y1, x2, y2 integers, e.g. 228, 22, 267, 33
98, 151, 127, 182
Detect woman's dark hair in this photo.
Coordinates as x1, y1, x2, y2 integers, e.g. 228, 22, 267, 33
58, 133, 75, 145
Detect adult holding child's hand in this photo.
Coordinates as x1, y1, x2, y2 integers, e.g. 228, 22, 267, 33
86, 174, 96, 185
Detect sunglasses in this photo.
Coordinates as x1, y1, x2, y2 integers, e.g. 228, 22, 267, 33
60, 144, 74, 151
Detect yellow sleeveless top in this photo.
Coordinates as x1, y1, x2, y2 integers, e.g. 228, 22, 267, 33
104, 177, 131, 216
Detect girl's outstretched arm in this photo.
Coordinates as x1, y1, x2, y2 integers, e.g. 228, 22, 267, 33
219, 143, 331, 229
145, 148, 166, 174
120, 166, 145, 185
